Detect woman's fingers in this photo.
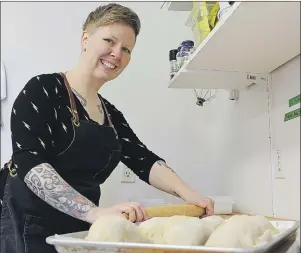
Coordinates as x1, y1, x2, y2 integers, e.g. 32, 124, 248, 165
113, 202, 146, 222
128, 207, 137, 222
113, 204, 137, 222
127, 202, 146, 222
206, 199, 215, 216
199, 198, 215, 216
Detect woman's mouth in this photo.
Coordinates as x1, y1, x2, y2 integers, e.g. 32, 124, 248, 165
100, 59, 117, 70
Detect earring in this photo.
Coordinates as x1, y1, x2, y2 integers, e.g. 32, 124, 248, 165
83, 48, 86, 52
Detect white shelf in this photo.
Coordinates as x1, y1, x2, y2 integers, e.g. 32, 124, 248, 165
169, 1, 300, 89
170, 69, 267, 89
161, 1, 193, 11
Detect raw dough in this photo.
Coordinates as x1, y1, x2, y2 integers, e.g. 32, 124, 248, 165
255, 229, 274, 246
201, 215, 225, 232
205, 215, 279, 248
139, 215, 224, 246
138, 217, 167, 244
163, 216, 209, 246
85, 216, 149, 243
163, 215, 224, 246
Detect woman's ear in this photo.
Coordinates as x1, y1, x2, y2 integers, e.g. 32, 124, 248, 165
81, 31, 89, 52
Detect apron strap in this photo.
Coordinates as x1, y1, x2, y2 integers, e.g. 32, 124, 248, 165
100, 98, 118, 138
58, 72, 116, 136
100, 98, 114, 128
58, 72, 80, 127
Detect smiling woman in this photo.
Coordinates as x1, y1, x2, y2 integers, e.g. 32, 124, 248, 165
80, 4, 139, 83
0, 3, 214, 253
80, 23, 135, 82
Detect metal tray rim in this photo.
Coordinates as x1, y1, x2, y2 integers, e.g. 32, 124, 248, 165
46, 220, 300, 253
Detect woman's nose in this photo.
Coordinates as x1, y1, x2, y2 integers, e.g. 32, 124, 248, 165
111, 47, 122, 59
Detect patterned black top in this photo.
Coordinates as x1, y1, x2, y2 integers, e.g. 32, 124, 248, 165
11, 73, 164, 183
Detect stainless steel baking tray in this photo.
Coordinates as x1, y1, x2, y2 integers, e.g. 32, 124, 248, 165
46, 220, 300, 253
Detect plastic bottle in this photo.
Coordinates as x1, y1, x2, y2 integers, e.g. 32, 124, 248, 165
179, 47, 190, 67
169, 49, 179, 79
176, 46, 182, 69
179, 40, 195, 67
181, 40, 195, 54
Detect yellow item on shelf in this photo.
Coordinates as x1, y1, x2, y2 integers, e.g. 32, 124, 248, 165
208, 2, 220, 29
188, 1, 220, 47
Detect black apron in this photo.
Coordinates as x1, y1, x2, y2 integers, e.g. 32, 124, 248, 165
0, 73, 122, 253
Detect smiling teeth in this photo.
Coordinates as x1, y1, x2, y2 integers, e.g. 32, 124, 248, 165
101, 60, 116, 69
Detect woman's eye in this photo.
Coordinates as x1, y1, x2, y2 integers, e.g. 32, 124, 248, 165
104, 38, 114, 44
123, 47, 131, 54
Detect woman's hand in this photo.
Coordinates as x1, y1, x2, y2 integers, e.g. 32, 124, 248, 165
184, 192, 215, 216
187, 194, 214, 216
111, 202, 148, 222
86, 202, 147, 224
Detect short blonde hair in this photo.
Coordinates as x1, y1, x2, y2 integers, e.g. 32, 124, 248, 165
83, 3, 141, 37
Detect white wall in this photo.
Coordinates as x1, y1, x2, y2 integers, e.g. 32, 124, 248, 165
209, 56, 300, 219
207, 78, 274, 217
270, 56, 300, 220
1, 2, 300, 219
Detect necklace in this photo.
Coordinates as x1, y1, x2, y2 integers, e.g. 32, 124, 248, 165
65, 71, 104, 118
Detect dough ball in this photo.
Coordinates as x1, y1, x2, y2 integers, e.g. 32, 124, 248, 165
138, 217, 167, 244
250, 215, 279, 246
255, 229, 274, 246
163, 216, 210, 246
139, 215, 225, 246
201, 215, 225, 232
249, 215, 279, 235
205, 215, 279, 248
85, 216, 149, 243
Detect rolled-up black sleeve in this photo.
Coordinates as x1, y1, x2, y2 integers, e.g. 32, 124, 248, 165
11, 76, 57, 180
103, 98, 165, 184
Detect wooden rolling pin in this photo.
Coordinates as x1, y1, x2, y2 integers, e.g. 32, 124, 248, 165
123, 204, 205, 220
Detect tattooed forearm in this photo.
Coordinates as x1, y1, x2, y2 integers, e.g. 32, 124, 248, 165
156, 161, 180, 197
24, 163, 96, 222
156, 160, 177, 174
149, 160, 184, 199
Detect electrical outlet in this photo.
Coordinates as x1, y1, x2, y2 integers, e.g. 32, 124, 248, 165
274, 149, 286, 179
121, 165, 136, 183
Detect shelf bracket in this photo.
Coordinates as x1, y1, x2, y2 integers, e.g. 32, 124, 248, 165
246, 73, 268, 88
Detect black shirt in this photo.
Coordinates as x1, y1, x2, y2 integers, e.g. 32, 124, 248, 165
11, 73, 164, 185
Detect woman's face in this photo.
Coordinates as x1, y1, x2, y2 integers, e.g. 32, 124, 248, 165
81, 22, 136, 82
